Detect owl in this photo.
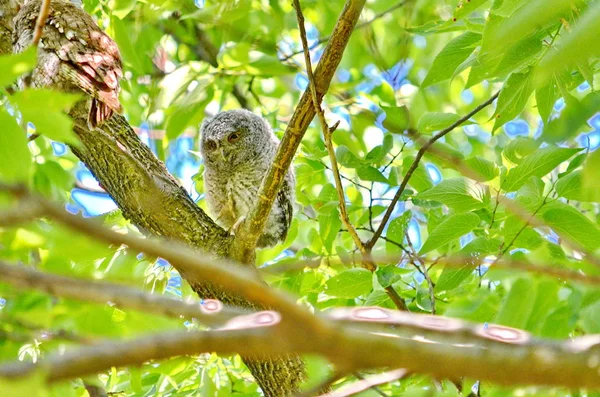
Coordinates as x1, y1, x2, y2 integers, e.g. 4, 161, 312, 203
13, 0, 122, 128
200, 109, 295, 248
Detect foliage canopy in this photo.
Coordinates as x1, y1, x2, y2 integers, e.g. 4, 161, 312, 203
1, 0, 600, 396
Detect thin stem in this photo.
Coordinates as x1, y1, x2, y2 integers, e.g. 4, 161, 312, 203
32, 0, 51, 46
366, 91, 500, 249
293, 0, 368, 258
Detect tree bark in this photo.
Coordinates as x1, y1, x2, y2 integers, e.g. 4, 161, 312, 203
69, 110, 306, 396
1, 0, 365, 394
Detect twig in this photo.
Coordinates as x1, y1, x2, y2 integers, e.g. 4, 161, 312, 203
320, 161, 371, 191
406, 233, 436, 315
0, 260, 242, 326
293, 0, 367, 259
233, 0, 367, 263
32, 0, 51, 47
366, 90, 501, 249
292, 0, 407, 312
417, 139, 600, 270
321, 370, 407, 397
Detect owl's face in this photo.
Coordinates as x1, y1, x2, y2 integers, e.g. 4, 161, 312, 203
200, 109, 273, 169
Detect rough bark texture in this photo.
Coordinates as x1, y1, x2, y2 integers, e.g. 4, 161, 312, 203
68, 108, 305, 396
1, 0, 365, 394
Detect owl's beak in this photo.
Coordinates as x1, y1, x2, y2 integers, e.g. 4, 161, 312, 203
219, 148, 227, 161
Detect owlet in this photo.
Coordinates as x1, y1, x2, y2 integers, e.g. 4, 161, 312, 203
200, 109, 295, 248
13, 0, 123, 128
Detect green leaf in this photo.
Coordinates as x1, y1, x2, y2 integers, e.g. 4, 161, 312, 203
112, 0, 137, 19
318, 207, 341, 254
484, 0, 573, 60
502, 146, 581, 192
542, 206, 600, 252
386, 211, 412, 244
581, 300, 600, 334
502, 137, 540, 165
419, 212, 480, 255
11, 89, 81, 143
525, 279, 559, 333
435, 261, 476, 292
463, 157, 499, 182
357, 166, 387, 183
0, 48, 37, 88
452, 0, 492, 22
491, 0, 527, 17
247, 52, 296, 76
436, 236, 503, 292
166, 100, 208, 140
536, 2, 600, 85
335, 145, 362, 168
365, 134, 393, 164
495, 278, 536, 329
381, 105, 410, 133
543, 92, 600, 143
535, 77, 559, 124
417, 112, 474, 134
364, 289, 395, 309
555, 170, 600, 202
325, 268, 372, 298
416, 178, 484, 213
422, 32, 481, 87
403, 156, 433, 192
492, 70, 534, 132
0, 108, 31, 183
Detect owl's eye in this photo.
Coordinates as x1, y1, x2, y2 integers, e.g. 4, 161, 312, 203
227, 132, 240, 143
205, 140, 217, 151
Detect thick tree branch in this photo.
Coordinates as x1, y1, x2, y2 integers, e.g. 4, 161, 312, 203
0, 260, 241, 327
233, 0, 367, 263
0, 186, 325, 334
366, 91, 501, 249
2, 305, 600, 389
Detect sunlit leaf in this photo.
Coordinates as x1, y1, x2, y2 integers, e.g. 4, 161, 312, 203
502, 146, 581, 192
419, 213, 480, 255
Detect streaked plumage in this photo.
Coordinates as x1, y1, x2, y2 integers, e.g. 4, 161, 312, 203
200, 109, 295, 248
13, 0, 122, 127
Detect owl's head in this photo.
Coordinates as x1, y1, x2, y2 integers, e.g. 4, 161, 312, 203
200, 109, 274, 168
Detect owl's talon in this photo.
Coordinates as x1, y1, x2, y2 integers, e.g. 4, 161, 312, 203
229, 216, 246, 236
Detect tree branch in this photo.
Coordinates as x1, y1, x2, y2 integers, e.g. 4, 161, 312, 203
322, 369, 407, 397
2, 305, 600, 390
292, 0, 406, 312
366, 90, 501, 249
293, 0, 366, 260
232, 0, 368, 263
0, 185, 326, 335
0, 260, 241, 327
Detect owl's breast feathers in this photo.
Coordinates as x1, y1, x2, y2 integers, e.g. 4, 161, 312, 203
16, 0, 123, 127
